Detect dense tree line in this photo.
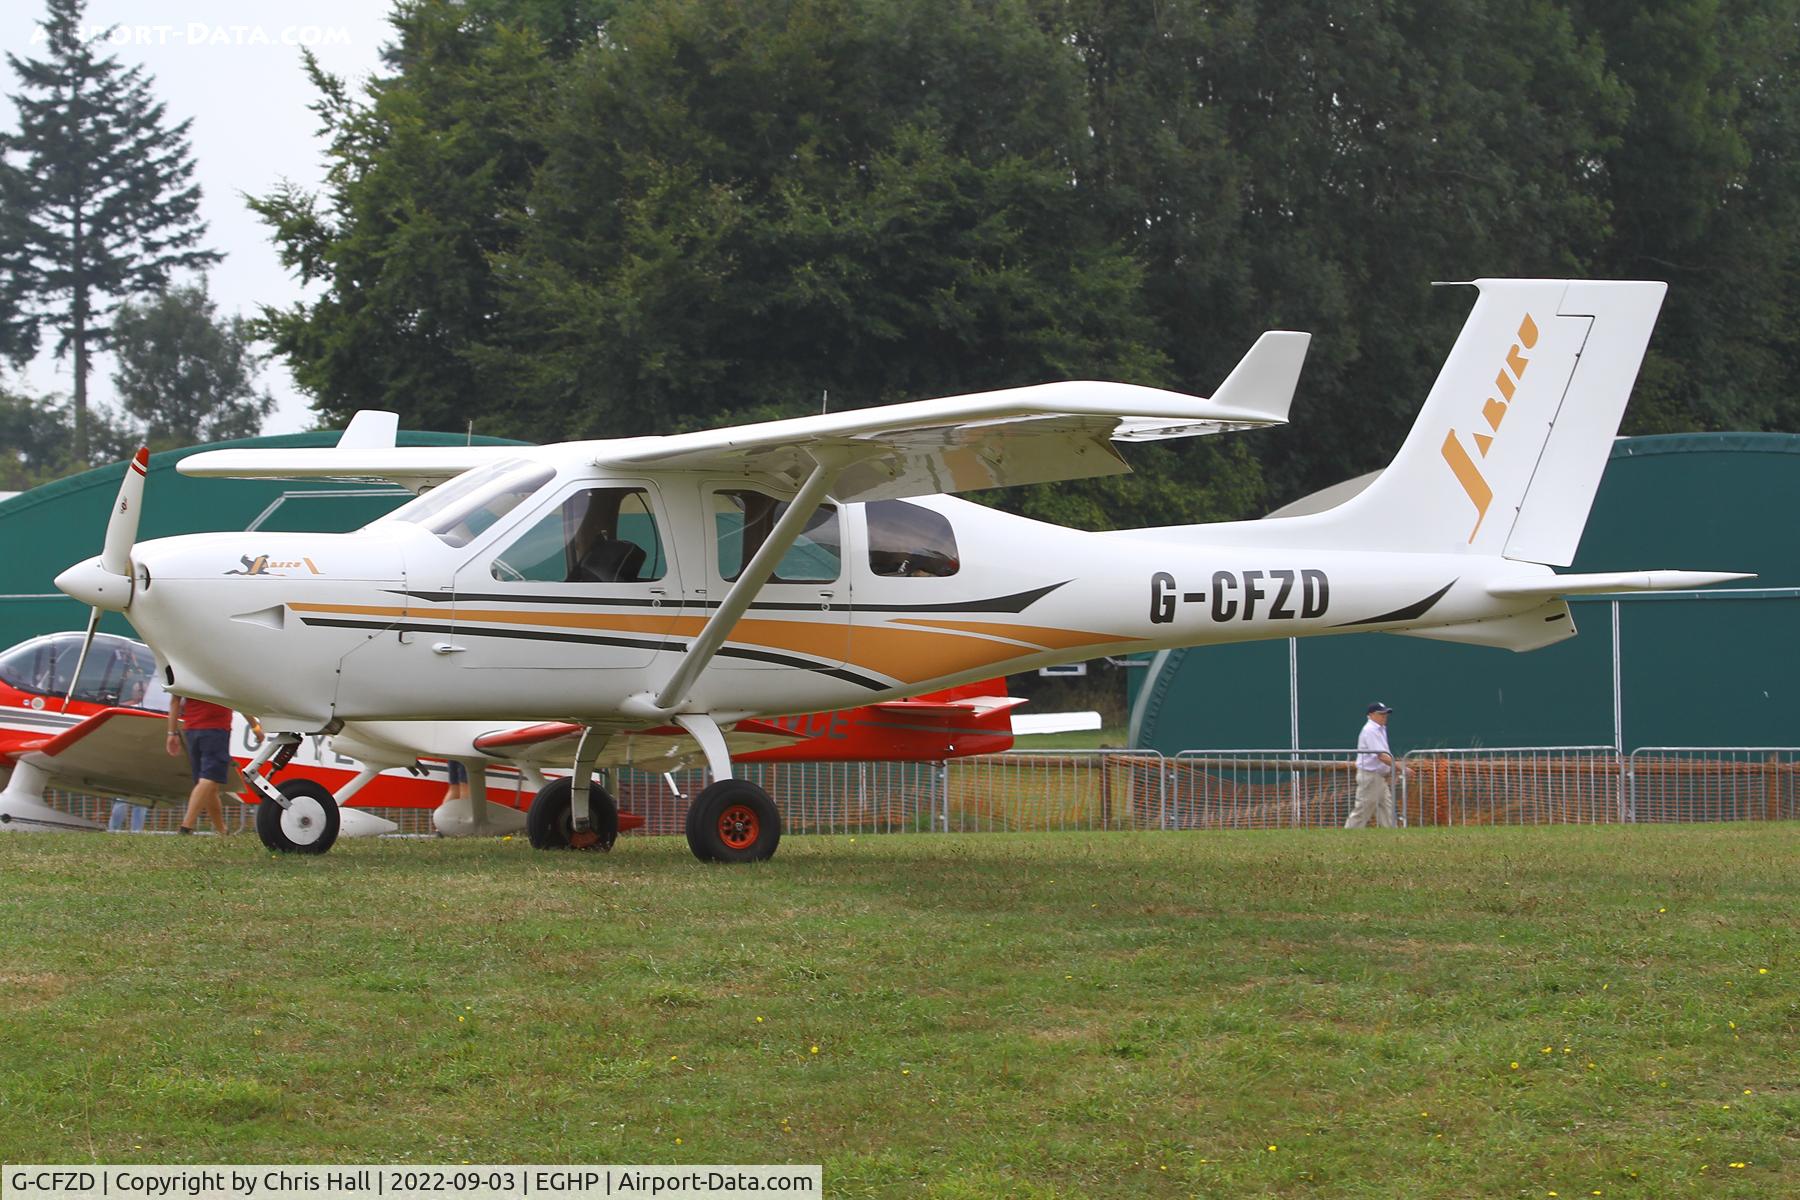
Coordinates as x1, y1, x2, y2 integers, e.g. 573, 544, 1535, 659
0, 0, 219, 463
253, 0, 1800, 523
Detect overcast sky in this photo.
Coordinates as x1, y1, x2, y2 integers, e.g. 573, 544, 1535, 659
4, 1, 398, 435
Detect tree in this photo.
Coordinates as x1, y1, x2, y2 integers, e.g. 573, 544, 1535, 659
110, 282, 275, 447
0, 0, 220, 463
0, 376, 133, 490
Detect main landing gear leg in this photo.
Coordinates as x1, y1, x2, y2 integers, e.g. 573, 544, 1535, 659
567, 726, 604, 850
674, 714, 781, 864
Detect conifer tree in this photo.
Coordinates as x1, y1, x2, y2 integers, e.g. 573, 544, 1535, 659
0, 0, 219, 463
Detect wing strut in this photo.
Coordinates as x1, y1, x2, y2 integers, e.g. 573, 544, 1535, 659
650, 447, 854, 714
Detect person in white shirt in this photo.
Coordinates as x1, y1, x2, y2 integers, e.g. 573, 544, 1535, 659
1346, 701, 1398, 828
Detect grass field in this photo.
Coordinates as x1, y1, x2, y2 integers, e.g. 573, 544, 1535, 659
0, 824, 1794, 1197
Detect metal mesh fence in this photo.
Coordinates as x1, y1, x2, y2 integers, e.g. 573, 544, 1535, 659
1400, 748, 1625, 825
29, 745, 1800, 836
1169, 750, 1362, 828
1627, 748, 1800, 823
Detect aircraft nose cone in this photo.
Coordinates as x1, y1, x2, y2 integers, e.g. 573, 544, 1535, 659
55, 555, 133, 611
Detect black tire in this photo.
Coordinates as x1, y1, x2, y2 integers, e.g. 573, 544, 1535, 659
255, 777, 341, 855
686, 778, 781, 863
527, 776, 619, 851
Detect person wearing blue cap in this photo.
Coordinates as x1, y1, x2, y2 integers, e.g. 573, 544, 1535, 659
1346, 702, 1398, 828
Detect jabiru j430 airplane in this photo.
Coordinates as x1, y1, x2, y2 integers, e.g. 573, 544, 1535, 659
51, 279, 1749, 861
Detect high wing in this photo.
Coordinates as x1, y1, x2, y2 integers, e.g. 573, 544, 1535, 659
175, 332, 1309, 499
2, 708, 241, 804
176, 445, 513, 494
599, 333, 1309, 500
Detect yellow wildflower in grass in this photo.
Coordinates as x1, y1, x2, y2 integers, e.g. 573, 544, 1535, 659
1542, 1046, 1552, 1053
674, 1138, 682, 1146
1758, 967, 1769, 974
1510, 1062, 1520, 1070
810, 1044, 819, 1054
755, 1016, 764, 1023
1729, 1163, 1747, 1169
1266, 1145, 1277, 1153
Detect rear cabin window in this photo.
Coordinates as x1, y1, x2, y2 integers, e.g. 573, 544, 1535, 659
866, 499, 960, 578
712, 490, 840, 583
490, 488, 667, 583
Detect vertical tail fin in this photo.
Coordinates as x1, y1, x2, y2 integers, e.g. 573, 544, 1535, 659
1315, 279, 1666, 564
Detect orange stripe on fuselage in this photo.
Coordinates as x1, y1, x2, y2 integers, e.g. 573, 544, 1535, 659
286, 602, 1128, 685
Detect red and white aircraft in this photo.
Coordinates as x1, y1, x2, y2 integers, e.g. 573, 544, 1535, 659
0, 629, 1020, 836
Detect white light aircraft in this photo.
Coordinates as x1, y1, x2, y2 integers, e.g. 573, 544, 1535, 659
53, 279, 1748, 860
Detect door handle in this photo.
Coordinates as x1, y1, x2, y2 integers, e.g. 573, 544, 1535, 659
818, 590, 836, 611
431, 642, 466, 655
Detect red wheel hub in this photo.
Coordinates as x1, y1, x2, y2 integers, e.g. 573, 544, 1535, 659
718, 803, 761, 850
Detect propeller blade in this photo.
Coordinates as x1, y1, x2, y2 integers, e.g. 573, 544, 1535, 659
101, 447, 149, 577
61, 605, 102, 712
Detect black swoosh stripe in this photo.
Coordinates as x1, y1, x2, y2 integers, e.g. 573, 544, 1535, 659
296, 617, 890, 691
1334, 580, 1457, 627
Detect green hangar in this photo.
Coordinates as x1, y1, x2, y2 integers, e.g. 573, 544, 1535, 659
1130, 434, 1800, 753
0, 431, 525, 649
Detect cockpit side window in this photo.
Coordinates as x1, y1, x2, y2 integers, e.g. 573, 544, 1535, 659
0, 634, 157, 706
378, 459, 554, 547
867, 499, 960, 577
713, 490, 840, 583
490, 488, 667, 583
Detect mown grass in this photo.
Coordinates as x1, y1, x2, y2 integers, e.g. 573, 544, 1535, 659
0, 824, 1794, 1197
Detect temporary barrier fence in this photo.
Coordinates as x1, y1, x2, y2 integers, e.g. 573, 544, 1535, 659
1626, 747, 1800, 824
1398, 747, 1623, 825
1168, 749, 1365, 829
35, 745, 1800, 836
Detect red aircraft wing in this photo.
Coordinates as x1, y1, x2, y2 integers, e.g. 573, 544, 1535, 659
6, 707, 239, 804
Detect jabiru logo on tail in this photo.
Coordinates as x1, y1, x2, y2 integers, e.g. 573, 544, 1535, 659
1440, 313, 1539, 541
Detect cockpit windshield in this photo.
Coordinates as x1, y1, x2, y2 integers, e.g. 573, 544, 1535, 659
371, 459, 555, 547
0, 632, 159, 708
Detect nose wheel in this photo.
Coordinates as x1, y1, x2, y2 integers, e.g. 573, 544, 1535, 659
255, 777, 342, 855
686, 778, 781, 863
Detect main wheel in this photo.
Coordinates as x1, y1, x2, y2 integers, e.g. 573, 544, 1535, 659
686, 778, 781, 863
527, 776, 619, 851
255, 777, 341, 855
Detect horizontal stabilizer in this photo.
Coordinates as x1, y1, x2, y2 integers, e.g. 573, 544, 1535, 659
1400, 601, 1578, 653
1488, 570, 1754, 599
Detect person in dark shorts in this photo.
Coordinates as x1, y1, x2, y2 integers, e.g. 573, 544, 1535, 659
446, 759, 469, 794
167, 696, 236, 835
